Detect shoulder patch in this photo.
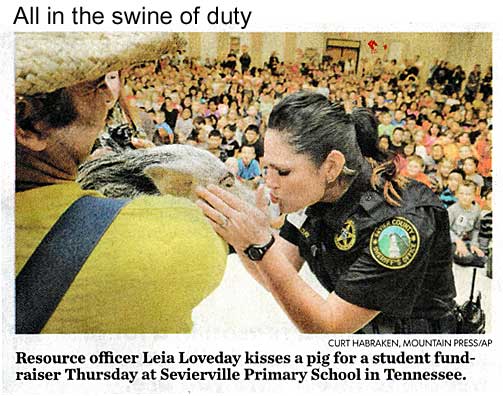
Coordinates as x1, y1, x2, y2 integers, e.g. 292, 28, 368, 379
369, 217, 420, 269
334, 219, 356, 251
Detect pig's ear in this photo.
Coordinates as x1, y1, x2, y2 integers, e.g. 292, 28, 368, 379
144, 165, 195, 197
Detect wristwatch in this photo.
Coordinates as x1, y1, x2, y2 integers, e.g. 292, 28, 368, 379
244, 235, 276, 261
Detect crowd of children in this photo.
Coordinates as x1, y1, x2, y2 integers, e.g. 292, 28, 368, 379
97, 46, 492, 276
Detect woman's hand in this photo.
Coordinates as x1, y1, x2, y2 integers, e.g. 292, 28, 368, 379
195, 184, 271, 252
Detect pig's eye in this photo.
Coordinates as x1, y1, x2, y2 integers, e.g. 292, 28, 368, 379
219, 173, 235, 188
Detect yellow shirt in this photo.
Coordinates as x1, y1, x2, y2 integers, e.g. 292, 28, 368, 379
16, 183, 227, 333
442, 143, 460, 163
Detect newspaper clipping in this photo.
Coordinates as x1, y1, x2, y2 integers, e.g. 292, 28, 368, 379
1, 0, 500, 395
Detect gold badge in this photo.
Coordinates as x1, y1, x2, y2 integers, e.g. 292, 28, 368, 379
370, 217, 420, 269
334, 219, 357, 251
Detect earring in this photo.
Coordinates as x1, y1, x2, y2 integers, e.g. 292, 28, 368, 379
342, 165, 357, 176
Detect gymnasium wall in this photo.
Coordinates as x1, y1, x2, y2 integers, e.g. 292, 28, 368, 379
184, 32, 492, 80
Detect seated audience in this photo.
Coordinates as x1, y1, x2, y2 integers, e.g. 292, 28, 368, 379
448, 181, 486, 268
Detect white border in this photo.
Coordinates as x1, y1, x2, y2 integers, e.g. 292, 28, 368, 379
1, 1, 502, 395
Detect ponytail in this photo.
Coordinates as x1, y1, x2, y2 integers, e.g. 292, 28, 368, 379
369, 158, 408, 206
351, 107, 407, 206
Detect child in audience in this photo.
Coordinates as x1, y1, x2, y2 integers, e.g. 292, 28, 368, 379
412, 129, 428, 160
207, 129, 228, 162
152, 111, 175, 145
390, 127, 405, 155
462, 157, 484, 195
403, 142, 416, 158
221, 123, 241, 158
439, 132, 459, 163
424, 123, 441, 151
448, 181, 486, 268
457, 144, 477, 169
186, 116, 206, 143
237, 145, 262, 186
174, 107, 194, 143
439, 169, 464, 208
377, 135, 391, 155
479, 189, 492, 278
391, 109, 406, 127
425, 143, 445, 174
242, 124, 264, 162
401, 155, 431, 187
378, 112, 395, 137
429, 158, 454, 194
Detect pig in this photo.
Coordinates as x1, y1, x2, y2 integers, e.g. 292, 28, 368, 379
77, 144, 254, 203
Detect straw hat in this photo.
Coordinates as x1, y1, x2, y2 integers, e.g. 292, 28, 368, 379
16, 32, 186, 96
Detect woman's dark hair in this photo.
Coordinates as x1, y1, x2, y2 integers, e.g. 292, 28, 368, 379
16, 88, 78, 133
350, 107, 382, 160
351, 106, 407, 205
268, 91, 406, 206
268, 91, 362, 169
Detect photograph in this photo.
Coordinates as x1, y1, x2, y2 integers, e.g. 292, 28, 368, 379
1, 1, 500, 394
13, 31, 493, 335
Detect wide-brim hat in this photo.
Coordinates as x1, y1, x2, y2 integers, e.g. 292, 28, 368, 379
16, 32, 186, 96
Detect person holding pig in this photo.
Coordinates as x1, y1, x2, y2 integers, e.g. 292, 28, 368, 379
15, 33, 227, 333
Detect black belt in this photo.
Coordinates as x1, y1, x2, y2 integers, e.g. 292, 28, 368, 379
358, 313, 458, 334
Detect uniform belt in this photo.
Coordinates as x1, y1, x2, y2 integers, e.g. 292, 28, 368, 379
359, 313, 458, 334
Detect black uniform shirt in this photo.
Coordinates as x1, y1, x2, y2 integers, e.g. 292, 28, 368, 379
280, 163, 456, 321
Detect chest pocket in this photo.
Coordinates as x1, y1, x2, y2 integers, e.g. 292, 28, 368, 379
295, 217, 335, 291
321, 221, 372, 282
299, 215, 371, 292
